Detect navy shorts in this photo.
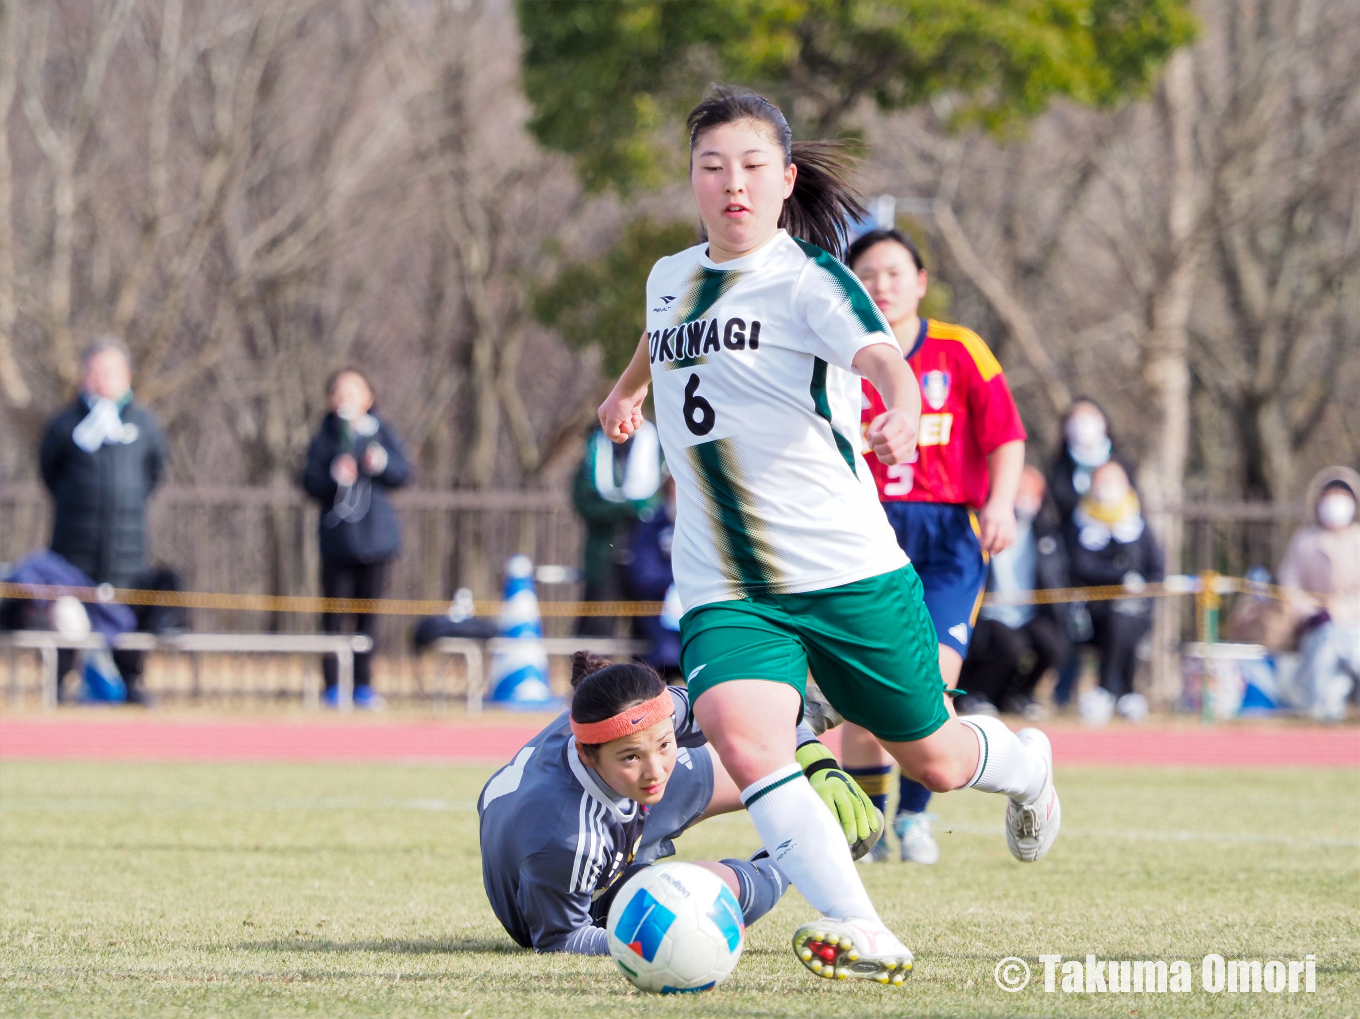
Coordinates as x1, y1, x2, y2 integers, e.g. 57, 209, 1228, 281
882, 502, 988, 657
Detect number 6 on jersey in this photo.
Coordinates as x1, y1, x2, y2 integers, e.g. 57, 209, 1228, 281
684, 374, 716, 437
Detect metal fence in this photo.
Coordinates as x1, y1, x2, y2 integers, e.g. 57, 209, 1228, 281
0, 483, 586, 649
0, 483, 1313, 675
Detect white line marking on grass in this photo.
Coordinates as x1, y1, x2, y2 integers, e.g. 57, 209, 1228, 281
940, 823, 1360, 849
0, 796, 480, 812
7, 798, 1355, 848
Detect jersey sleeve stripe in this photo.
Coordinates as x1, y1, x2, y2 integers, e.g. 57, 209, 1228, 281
570, 794, 603, 893
568, 793, 589, 891
587, 801, 609, 889
586, 800, 608, 892
792, 238, 891, 335
574, 800, 598, 893
930, 322, 1004, 382
809, 357, 858, 474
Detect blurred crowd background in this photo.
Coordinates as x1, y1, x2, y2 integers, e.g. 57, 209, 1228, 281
0, 0, 1356, 714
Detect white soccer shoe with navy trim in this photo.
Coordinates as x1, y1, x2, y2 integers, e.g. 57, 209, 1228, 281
792, 917, 913, 985
1006, 727, 1060, 862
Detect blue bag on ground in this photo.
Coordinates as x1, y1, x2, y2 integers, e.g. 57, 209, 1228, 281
81, 648, 127, 703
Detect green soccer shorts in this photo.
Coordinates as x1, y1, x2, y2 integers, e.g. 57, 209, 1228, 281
678, 565, 950, 744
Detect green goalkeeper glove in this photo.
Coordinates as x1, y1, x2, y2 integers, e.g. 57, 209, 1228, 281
795, 739, 884, 860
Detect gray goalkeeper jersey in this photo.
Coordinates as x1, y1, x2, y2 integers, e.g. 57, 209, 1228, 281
478, 687, 713, 953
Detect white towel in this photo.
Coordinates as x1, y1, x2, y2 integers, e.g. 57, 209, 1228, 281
72, 398, 133, 452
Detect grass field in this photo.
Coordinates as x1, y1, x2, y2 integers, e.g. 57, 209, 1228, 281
1, 759, 1357, 1018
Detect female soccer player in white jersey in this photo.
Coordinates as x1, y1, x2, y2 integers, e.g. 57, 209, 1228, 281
597, 88, 1061, 984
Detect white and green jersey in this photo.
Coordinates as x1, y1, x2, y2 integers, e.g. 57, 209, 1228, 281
645, 229, 909, 612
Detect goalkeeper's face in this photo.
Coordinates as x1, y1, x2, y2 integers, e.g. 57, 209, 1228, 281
581, 721, 679, 805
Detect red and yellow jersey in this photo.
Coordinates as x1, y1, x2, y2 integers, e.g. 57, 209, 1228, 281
861, 319, 1026, 509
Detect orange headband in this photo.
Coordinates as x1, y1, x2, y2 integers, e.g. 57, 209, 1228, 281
570, 691, 674, 745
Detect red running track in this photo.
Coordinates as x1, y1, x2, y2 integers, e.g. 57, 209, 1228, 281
1, 717, 1356, 767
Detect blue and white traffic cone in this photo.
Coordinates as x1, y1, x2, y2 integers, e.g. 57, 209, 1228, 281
488, 554, 555, 707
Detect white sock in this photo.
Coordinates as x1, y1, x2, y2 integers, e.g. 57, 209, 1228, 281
958, 715, 1046, 803
741, 764, 879, 923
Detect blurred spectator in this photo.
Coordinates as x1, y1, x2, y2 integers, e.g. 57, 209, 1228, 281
302, 369, 409, 709
958, 466, 1073, 719
1047, 398, 1138, 524
1065, 460, 1164, 724
626, 476, 681, 681
1277, 467, 1360, 721
571, 419, 664, 637
39, 336, 167, 703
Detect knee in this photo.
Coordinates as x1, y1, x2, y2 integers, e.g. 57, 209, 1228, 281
914, 765, 965, 793
706, 737, 790, 791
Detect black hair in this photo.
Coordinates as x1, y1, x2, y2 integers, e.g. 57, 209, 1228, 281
845, 228, 925, 273
569, 651, 667, 751
686, 87, 865, 259
1321, 479, 1356, 498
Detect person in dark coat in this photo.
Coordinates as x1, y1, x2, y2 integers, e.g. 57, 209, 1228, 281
571, 419, 664, 637
959, 467, 1077, 719
38, 336, 168, 702
625, 476, 681, 681
1065, 460, 1164, 722
1046, 398, 1138, 525
301, 369, 410, 708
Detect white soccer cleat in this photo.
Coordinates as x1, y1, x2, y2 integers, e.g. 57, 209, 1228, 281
792, 917, 914, 985
894, 811, 940, 865
1006, 727, 1060, 862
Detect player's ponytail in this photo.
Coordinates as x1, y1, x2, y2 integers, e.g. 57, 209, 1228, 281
569, 651, 616, 689
686, 87, 866, 259
569, 651, 667, 751
782, 140, 865, 260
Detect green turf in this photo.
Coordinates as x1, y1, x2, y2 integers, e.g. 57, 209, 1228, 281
1, 760, 1356, 1018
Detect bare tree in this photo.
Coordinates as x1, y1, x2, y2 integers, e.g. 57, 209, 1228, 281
862, 0, 1358, 508
1188, 0, 1360, 502
0, 1, 26, 407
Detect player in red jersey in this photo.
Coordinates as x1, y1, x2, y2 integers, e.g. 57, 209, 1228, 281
841, 229, 1027, 864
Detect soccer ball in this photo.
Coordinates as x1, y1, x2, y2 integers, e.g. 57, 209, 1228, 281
606, 861, 745, 993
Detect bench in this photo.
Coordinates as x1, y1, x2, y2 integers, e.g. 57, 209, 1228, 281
425, 637, 651, 713
1, 631, 373, 711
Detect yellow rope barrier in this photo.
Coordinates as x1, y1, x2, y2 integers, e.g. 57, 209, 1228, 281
0, 575, 1327, 619
0, 582, 656, 618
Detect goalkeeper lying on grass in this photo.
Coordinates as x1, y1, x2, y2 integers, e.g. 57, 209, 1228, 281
478, 651, 878, 954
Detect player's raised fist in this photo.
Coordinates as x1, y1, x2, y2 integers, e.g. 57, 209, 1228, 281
866, 408, 918, 466
598, 386, 648, 443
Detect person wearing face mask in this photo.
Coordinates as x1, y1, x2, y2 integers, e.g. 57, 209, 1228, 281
958, 467, 1074, 720
39, 336, 169, 704
1064, 460, 1164, 724
301, 368, 410, 708
1277, 467, 1360, 722
1047, 399, 1138, 525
